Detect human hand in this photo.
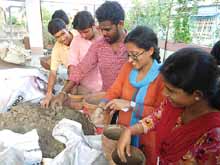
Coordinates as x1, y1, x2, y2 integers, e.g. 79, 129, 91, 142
117, 128, 132, 163
51, 93, 65, 110
98, 102, 106, 109
40, 94, 53, 109
91, 107, 105, 125
104, 99, 130, 111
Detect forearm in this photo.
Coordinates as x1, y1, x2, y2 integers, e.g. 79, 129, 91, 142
128, 123, 144, 135
46, 71, 57, 95
60, 80, 76, 94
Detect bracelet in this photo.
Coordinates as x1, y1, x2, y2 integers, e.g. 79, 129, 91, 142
139, 120, 147, 133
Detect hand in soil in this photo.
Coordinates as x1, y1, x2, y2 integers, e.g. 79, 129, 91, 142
51, 93, 65, 110
41, 94, 53, 109
117, 128, 132, 163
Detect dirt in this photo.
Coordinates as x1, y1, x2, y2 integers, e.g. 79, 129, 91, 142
0, 103, 95, 158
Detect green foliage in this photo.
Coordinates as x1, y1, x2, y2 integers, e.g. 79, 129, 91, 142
125, 0, 172, 39
41, 7, 55, 48
126, 0, 202, 43
41, 7, 51, 26
8, 15, 25, 27
172, 0, 196, 43
11, 16, 17, 25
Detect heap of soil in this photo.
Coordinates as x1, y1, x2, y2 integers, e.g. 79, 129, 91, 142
0, 103, 95, 158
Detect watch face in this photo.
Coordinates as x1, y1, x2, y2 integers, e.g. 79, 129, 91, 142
130, 101, 136, 108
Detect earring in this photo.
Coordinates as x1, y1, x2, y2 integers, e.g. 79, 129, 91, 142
195, 97, 200, 101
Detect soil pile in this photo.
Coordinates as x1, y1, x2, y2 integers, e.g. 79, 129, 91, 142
0, 103, 95, 158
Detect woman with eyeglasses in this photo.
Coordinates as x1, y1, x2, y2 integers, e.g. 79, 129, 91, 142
97, 26, 165, 164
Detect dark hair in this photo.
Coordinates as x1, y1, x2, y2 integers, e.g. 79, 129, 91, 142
160, 47, 220, 109
95, 1, 125, 24
72, 11, 95, 30
48, 18, 66, 35
52, 9, 69, 25
211, 40, 220, 65
124, 26, 161, 63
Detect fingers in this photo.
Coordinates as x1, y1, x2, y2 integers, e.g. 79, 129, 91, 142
109, 109, 116, 116
51, 100, 60, 111
51, 102, 56, 111
117, 145, 127, 163
105, 100, 119, 111
104, 100, 114, 109
126, 144, 131, 157
40, 100, 49, 109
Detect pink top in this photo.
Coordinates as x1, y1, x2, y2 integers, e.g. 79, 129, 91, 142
68, 37, 128, 90
68, 35, 102, 92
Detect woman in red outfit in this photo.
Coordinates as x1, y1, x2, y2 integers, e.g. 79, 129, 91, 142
98, 26, 165, 164
117, 47, 220, 164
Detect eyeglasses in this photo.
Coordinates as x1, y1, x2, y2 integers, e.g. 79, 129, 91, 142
127, 50, 145, 61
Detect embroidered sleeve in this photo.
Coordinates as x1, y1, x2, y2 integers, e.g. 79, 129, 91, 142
139, 100, 166, 133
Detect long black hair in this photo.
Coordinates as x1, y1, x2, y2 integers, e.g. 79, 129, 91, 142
211, 40, 220, 65
160, 47, 220, 109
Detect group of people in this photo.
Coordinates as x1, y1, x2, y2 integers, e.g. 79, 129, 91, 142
40, 1, 220, 164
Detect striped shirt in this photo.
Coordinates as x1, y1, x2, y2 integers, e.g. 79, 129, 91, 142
68, 37, 128, 90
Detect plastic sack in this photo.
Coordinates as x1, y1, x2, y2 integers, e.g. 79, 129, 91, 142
0, 68, 47, 112
0, 129, 42, 165
0, 143, 24, 165
50, 119, 108, 165
0, 41, 31, 64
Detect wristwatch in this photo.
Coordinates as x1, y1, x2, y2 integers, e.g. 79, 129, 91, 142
130, 101, 136, 108
121, 101, 136, 112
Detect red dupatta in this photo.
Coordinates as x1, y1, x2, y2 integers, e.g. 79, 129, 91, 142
156, 100, 220, 164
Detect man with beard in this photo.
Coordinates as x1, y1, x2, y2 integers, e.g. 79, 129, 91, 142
51, 1, 128, 110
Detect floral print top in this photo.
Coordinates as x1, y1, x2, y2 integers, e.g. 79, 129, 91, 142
139, 101, 220, 164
